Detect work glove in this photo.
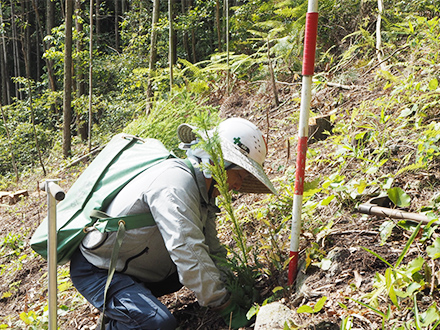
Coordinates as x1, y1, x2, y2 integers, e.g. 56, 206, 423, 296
213, 297, 251, 329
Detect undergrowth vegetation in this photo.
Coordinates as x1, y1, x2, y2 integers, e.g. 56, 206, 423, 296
277, 14, 440, 329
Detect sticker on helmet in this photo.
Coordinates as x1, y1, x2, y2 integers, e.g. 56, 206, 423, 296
233, 137, 250, 154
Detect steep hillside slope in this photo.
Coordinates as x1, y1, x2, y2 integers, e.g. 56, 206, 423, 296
1, 69, 440, 329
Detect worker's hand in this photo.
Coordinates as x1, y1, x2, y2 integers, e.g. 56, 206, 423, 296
214, 297, 251, 329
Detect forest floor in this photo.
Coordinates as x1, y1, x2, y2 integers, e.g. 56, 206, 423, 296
0, 73, 438, 329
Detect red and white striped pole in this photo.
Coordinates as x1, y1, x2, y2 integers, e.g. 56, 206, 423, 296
289, 0, 319, 285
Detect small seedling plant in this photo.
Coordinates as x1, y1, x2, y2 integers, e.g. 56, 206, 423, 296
191, 114, 260, 315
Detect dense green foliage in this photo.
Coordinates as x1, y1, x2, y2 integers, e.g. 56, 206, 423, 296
124, 92, 220, 154
1, 0, 438, 179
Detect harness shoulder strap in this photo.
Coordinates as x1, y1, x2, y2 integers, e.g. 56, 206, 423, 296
92, 157, 194, 233
90, 209, 156, 232
183, 158, 195, 177
99, 220, 126, 330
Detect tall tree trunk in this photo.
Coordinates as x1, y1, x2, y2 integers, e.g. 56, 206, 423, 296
146, 0, 159, 114
216, 0, 222, 52
23, 0, 31, 81
189, 0, 196, 63
76, 0, 87, 140
22, 34, 47, 176
0, 2, 11, 105
46, 0, 57, 93
36, 20, 41, 83
63, 0, 74, 158
88, 0, 94, 151
181, 0, 190, 62
75, 0, 86, 97
46, 0, 55, 36
11, 1, 22, 100
169, 0, 174, 91
95, 0, 100, 43
376, 0, 386, 70
60, 0, 65, 19
191, 30, 196, 63
114, 0, 119, 51
32, 0, 57, 116
171, 1, 177, 65
0, 102, 19, 182
0, 37, 6, 105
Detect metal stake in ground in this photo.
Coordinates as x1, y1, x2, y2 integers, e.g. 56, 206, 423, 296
41, 180, 65, 330
289, 0, 319, 285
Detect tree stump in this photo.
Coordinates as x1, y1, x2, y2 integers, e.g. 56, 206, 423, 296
308, 114, 333, 144
0, 190, 29, 205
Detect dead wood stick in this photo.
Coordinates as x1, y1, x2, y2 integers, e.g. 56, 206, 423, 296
362, 45, 410, 77
251, 78, 362, 90
324, 81, 358, 90
328, 230, 379, 236
358, 204, 437, 225
57, 144, 105, 173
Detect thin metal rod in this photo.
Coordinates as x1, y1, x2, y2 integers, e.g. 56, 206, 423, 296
42, 180, 65, 330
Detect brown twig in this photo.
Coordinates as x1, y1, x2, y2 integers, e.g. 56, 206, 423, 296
328, 230, 379, 236
362, 45, 410, 77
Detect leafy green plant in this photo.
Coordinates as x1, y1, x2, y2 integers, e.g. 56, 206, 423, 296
297, 296, 327, 314
246, 286, 285, 319
349, 297, 392, 330
124, 91, 220, 155
350, 220, 440, 329
339, 315, 354, 330
387, 187, 411, 208
190, 113, 259, 313
362, 222, 423, 305
253, 202, 291, 275
0, 233, 25, 257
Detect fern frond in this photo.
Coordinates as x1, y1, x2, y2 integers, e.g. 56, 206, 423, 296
396, 161, 426, 176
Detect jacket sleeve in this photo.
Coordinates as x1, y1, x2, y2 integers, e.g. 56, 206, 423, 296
146, 167, 228, 307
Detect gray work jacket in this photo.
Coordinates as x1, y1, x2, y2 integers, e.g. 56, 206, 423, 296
80, 157, 229, 307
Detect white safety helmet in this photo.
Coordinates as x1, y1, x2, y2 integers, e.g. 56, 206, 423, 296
177, 118, 276, 194
217, 118, 267, 166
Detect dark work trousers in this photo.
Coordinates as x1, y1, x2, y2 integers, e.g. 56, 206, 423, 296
70, 249, 183, 330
